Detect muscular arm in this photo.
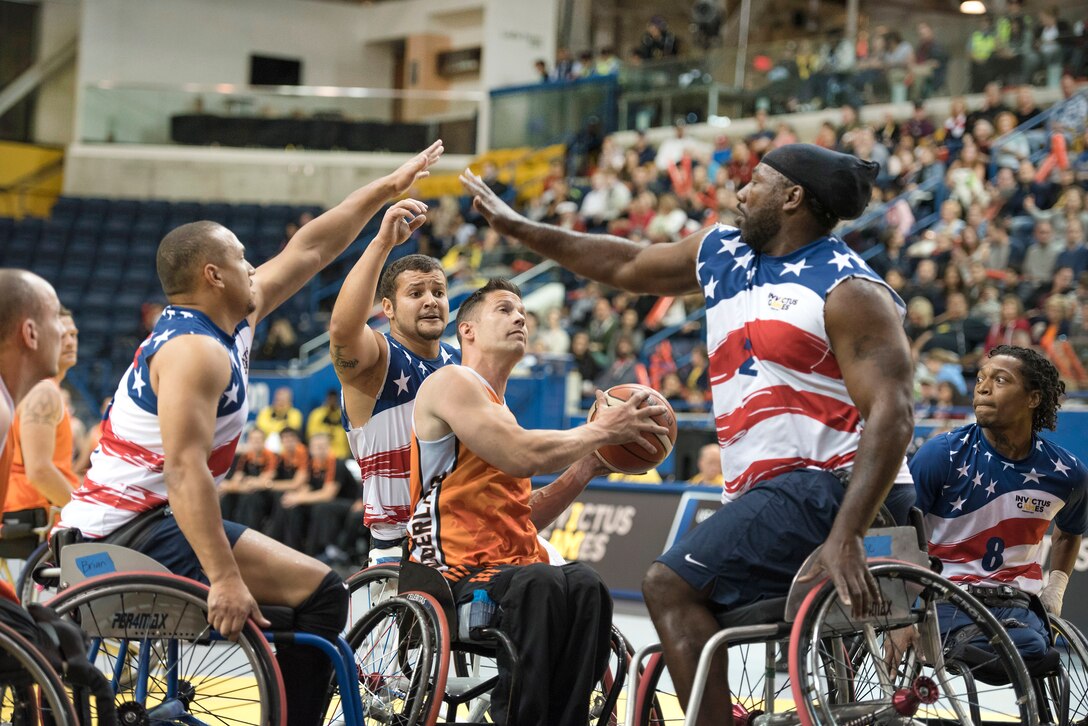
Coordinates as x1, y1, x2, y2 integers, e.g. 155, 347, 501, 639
18, 381, 74, 505
251, 141, 443, 325
1050, 529, 1081, 576
329, 199, 428, 389
528, 455, 609, 529
461, 170, 702, 296
415, 367, 666, 478
803, 278, 915, 612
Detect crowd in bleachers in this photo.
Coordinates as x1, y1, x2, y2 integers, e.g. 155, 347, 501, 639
410, 75, 1088, 424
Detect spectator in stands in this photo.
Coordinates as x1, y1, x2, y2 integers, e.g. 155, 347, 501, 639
996, 1, 1035, 86
536, 308, 571, 355
591, 48, 621, 77
552, 47, 578, 81
219, 428, 277, 525
1015, 85, 1043, 128
968, 17, 999, 92
597, 335, 650, 390
1057, 218, 1088, 278
912, 21, 948, 101
1022, 220, 1062, 294
941, 97, 969, 160
725, 142, 757, 188
570, 330, 605, 399
688, 444, 724, 486
587, 297, 619, 357
992, 112, 1031, 172
636, 16, 679, 60
257, 318, 300, 362
1033, 296, 1088, 388
305, 390, 350, 460
581, 170, 632, 233
968, 82, 1011, 133
932, 199, 966, 239
534, 58, 550, 83
1027, 7, 1070, 88
270, 433, 355, 555
255, 387, 303, 451
905, 259, 944, 312
914, 291, 989, 358
273, 428, 308, 491
883, 31, 915, 104
901, 101, 936, 143
646, 193, 690, 243
985, 294, 1033, 350
679, 344, 710, 396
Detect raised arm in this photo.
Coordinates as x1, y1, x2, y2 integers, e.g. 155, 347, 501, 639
251, 140, 443, 324
800, 278, 915, 615
415, 366, 668, 478
461, 170, 702, 296
154, 336, 268, 640
17, 381, 74, 505
328, 199, 428, 381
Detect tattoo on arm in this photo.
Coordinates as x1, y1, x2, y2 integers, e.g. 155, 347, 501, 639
332, 345, 359, 372
21, 392, 59, 426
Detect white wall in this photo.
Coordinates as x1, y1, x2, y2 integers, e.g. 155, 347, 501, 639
33, 0, 80, 145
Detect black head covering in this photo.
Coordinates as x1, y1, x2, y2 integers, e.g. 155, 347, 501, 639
759, 143, 879, 221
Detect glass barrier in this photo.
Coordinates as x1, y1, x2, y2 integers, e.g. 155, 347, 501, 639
489, 77, 618, 150
80, 83, 484, 154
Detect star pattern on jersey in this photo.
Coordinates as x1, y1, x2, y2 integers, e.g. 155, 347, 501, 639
956, 463, 971, 479
179, 310, 193, 319
441, 348, 453, 364
1053, 458, 1072, 476
1003, 462, 1015, 471
733, 252, 754, 271
781, 258, 811, 277
402, 348, 412, 365
163, 308, 176, 318
1021, 468, 1042, 485
222, 382, 239, 405
720, 237, 744, 256
131, 369, 146, 397
703, 275, 718, 300
418, 360, 428, 375
1036, 439, 1044, 451
950, 496, 966, 512
972, 472, 984, 487
152, 329, 175, 348
985, 479, 998, 497
829, 250, 854, 271
393, 371, 411, 395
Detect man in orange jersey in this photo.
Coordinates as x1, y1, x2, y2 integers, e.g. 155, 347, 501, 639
3, 309, 80, 535
409, 277, 668, 726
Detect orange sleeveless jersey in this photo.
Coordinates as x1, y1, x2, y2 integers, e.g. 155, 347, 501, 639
408, 371, 548, 582
4, 383, 77, 513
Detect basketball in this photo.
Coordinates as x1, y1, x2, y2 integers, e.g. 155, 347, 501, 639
587, 384, 678, 475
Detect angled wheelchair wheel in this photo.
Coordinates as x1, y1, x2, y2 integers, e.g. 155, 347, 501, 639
790, 562, 1038, 726
336, 595, 437, 726
14, 542, 56, 606
344, 564, 400, 631
0, 619, 78, 726
591, 626, 630, 726
47, 572, 285, 726
1050, 615, 1088, 725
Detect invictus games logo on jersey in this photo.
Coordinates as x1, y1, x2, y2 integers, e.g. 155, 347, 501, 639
1015, 494, 1053, 514
767, 292, 798, 311
542, 502, 635, 563
111, 612, 168, 631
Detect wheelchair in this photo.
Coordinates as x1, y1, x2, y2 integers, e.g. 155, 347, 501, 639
331, 560, 630, 725
0, 615, 78, 725
626, 511, 1040, 726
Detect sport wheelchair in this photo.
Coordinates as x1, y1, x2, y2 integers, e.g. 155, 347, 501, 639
627, 512, 1042, 726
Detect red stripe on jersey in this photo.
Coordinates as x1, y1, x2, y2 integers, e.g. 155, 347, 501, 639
99, 420, 165, 472
714, 386, 861, 443
709, 320, 843, 386
950, 562, 1044, 585
363, 504, 412, 527
208, 434, 241, 478
72, 478, 168, 513
928, 518, 1051, 564
722, 451, 857, 494
358, 446, 411, 482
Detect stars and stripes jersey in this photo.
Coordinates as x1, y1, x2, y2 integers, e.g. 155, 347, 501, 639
343, 333, 459, 541
697, 225, 907, 502
407, 367, 549, 581
911, 424, 1088, 594
59, 306, 252, 537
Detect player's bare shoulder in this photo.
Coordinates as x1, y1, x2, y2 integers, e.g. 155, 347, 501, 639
149, 334, 233, 391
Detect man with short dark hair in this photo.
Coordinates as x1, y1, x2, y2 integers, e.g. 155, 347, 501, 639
57, 140, 444, 726
410, 277, 667, 726
0, 269, 66, 503
463, 142, 916, 726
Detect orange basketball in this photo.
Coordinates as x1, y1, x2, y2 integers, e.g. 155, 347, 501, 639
587, 384, 678, 475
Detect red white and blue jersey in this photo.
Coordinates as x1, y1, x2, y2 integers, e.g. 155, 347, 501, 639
911, 423, 1088, 594
59, 306, 252, 537
697, 225, 906, 501
343, 333, 459, 541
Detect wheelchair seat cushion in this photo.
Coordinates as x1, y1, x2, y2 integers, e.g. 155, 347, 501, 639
712, 596, 788, 629
946, 642, 1062, 684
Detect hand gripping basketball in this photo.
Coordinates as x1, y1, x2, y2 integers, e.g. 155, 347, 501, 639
587, 384, 678, 475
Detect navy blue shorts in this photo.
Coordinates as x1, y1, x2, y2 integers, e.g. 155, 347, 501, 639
132, 515, 248, 585
657, 469, 844, 610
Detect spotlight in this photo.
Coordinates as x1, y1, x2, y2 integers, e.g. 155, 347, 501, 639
959, 1, 986, 14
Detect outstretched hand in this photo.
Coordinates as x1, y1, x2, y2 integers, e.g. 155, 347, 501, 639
459, 169, 523, 236
377, 199, 429, 247
387, 140, 445, 196
796, 535, 881, 620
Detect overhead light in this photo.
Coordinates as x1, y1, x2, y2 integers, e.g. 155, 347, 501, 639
960, 1, 986, 14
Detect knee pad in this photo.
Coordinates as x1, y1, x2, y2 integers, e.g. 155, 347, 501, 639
295, 570, 348, 642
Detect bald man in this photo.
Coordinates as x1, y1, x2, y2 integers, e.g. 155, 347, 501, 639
0, 269, 66, 503
57, 140, 444, 726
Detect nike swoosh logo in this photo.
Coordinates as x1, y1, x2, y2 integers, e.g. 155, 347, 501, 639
684, 553, 708, 568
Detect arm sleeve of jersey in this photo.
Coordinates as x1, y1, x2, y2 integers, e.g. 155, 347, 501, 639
908, 435, 952, 515
1055, 459, 1088, 536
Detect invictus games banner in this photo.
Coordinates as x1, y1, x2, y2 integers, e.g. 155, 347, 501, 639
535, 481, 721, 599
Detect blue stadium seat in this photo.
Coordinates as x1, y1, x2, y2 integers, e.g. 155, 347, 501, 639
73, 216, 103, 235
233, 203, 262, 224
202, 202, 233, 225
